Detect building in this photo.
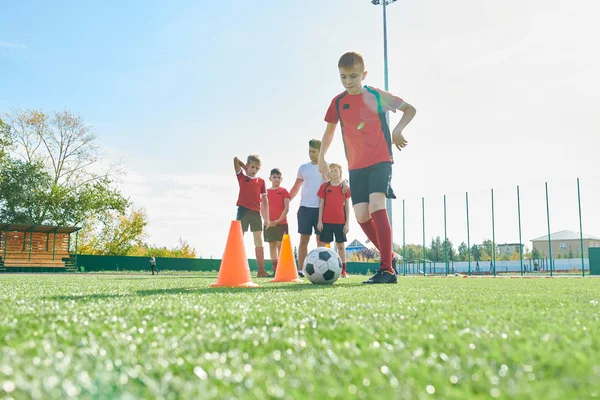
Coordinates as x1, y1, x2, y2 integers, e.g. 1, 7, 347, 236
497, 243, 524, 256
530, 230, 600, 258
346, 239, 367, 254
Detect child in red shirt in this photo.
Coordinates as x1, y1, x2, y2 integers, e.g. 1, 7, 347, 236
233, 155, 270, 277
317, 163, 351, 278
264, 168, 290, 275
318, 51, 417, 284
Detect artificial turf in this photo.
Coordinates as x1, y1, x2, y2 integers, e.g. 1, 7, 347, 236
0, 273, 599, 399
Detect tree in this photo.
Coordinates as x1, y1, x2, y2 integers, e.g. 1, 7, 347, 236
0, 118, 12, 163
0, 158, 52, 224
531, 247, 541, 259
482, 239, 496, 259
429, 237, 444, 262
471, 244, 482, 262
3, 108, 115, 185
442, 238, 456, 261
458, 242, 468, 261
129, 238, 198, 258
78, 207, 147, 255
403, 244, 424, 261
2, 108, 128, 234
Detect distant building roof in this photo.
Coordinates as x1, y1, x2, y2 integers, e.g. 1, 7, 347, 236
531, 230, 600, 242
346, 239, 367, 250
498, 243, 523, 247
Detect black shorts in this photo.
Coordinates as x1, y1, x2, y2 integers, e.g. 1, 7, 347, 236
297, 206, 321, 235
236, 206, 262, 232
264, 224, 289, 242
320, 223, 347, 243
348, 161, 396, 205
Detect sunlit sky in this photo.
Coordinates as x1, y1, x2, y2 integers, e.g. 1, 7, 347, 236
2, 0, 600, 257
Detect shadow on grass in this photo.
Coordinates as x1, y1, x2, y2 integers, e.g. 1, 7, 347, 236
47, 293, 132, 301
134, 282, 363, 297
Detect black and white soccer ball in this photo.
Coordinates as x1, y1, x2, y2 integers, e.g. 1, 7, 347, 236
303, 247, 342, 284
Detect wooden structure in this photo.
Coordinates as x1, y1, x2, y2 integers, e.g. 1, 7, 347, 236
0, 224, 81, 272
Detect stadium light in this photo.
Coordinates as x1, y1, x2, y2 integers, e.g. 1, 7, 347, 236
370, 0, 398, 241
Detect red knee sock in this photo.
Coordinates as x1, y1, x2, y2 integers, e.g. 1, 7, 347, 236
371, 210, 393, 271
342, 262, 347, 274
255, 247, 265, 273
359, 219, 380, 251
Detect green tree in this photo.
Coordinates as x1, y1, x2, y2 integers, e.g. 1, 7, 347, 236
0, 118, 12, 163
442, 238, 455, 261
2, 108, 128, 239
0, 159, 52, 224
458, 242, 468, 261
471, 244, 482, 262
429, 237, 442, 262
79, 207, 147, 255
482, 239, 495, 259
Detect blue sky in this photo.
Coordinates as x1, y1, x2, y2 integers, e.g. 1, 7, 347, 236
2, 0, 600, 258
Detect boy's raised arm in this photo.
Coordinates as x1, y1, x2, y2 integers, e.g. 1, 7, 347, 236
318, 122, 337, 178
233, 157, 246, 173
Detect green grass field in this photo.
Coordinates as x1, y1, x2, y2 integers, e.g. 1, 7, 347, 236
1, 273, 599, 399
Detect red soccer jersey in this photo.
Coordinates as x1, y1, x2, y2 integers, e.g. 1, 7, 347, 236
236, 171, 266, 212
324, 86, 404, 170
267, 187, 290, 224
318, 182, 351, 224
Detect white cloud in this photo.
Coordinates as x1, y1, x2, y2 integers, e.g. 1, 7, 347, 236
0, 41, 26, 49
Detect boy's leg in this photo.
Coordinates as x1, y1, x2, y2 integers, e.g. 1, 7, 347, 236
319, 224, 334, 249
369, 192, 393, 269
250, 212, 269, 277
350, 168, 380, 250
334, 225, 348, 277
298, 207, 317, 276
298, 234, 310, 275
362, 163, 397, 284
336, 242, 347, 277
253, 230, 269, 277
268, 241, 278, 274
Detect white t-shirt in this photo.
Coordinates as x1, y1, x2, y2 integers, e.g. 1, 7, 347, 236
297, 162, 326, 208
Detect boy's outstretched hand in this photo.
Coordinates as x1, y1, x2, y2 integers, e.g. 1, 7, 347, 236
392, 128, 408, 151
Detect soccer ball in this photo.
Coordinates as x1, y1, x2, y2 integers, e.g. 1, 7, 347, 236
303, 247, 342, 284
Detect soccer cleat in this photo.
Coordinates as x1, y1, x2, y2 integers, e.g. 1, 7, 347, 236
256, 271, 270, 278
297, 270, 305, 278
341, 271, 348, 278
362, 269, 398, 284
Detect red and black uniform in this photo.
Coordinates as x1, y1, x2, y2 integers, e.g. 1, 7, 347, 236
264, 187, 290, 242
235, 170, 266, 232
318, 182, 350, 243
324, 85, 404, 275
324, 86, 403, 205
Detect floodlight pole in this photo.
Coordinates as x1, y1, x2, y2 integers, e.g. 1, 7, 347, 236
371, 0, 397, 241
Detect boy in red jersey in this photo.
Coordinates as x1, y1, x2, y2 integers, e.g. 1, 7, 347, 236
317, 163, 351, 278
318, 51, 417, 284
264, 168, 290, 275
233, 155, 271, 278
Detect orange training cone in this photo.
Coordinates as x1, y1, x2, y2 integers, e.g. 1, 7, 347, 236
270, 234, 302, 283
211, 221, 259, 288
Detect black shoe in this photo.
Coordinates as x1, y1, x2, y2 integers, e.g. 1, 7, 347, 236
363, 269, 398, 284
298, 270, 305, 278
